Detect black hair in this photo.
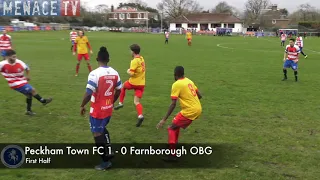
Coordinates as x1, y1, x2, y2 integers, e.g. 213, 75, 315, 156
97, 46, 109, 63
6, 50, 16, 56
130, 44, 140, 54
174, 66, 184, 77
289, 38, 295, 42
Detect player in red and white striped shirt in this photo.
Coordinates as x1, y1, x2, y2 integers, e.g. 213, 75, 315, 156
295, 35, 307, 58
70, 29, 78, 51
0, 30, 12, 58
0, 50, 52, 115
282, 38, 301, 82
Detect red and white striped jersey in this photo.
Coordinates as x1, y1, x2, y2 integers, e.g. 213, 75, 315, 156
285, 45, 300, 61
86, 66, 122, 119
0, 34, 12, 50
70, 31, 77, 41
295, 37, 303, 47
281, 34, 286, 41
165, 32, 169, 38
0, 59, 29, 89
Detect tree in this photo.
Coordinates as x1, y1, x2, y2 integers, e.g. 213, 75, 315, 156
95, 4, 109, 14
289, 4, 320, 23
212, 1, 233, 14
127, 0, 147, 7
279, 8, 288, 17
157, 0, 203, 18
244, 0, 270, 24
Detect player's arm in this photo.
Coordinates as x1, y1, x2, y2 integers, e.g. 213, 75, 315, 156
22, 62, 30, 80
85, 37, 93, 53
127, 60, 138, 77
113, 75, 122, 103
73, 38, 77, 53
80, 73, 97, 114
194, 84, 202, 99
283, 47, 288, 60
162, 84, 180, 121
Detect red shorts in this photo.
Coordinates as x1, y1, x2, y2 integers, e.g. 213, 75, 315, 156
123, 81, 145, 98
77, 54, 89, 61
172, 112, 192, 129
187, 38, 191, 42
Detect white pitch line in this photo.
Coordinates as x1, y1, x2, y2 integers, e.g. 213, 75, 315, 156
216, 42, 282, 53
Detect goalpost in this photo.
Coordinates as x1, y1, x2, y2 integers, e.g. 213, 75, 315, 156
278, 29, 298, 36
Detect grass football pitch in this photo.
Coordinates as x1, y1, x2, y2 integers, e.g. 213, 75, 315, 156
0, 31, 319, 179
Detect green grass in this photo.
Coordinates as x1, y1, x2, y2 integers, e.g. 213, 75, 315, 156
0, 31, 320, 179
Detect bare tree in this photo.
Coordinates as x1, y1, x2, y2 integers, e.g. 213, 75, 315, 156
289, 4, 320, 22
127, 0, 148, 7
244, 0, 270, 24
157, 0, 203, 18
212, 1, 233, 14
95, 4, 109, 14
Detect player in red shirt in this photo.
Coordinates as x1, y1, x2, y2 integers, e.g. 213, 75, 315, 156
80, 46, 122, 170
70, 29, 77, 51
0, 50, 52, 115
283, 38, 300, 82
0, 30, 12, 59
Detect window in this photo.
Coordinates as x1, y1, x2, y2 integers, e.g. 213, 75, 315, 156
113, 13, 117, 19
127, 13, 130, 19
188, 24, 197, 28
119, 13, 124, 19
176, 24, 182, 28
211, 23, 221, 28
228, 24, 235, 28
138, 13, 141, 19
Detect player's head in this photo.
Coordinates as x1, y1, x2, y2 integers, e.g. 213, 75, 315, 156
78, 31, 84, 36
2, 30, 7, 35
97, 46, 110, 64
72, 28, 75, 31
130, 44, 140, 56
6, 50, 17, 63
174, 66, 184, 80
289, 38, 295, 46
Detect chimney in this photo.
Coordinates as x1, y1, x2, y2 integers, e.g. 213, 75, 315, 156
111, 5, 114, 12
271, 4, 277, 11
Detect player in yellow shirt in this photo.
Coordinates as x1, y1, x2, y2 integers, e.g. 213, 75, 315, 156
157, 66, 202, 161
186, 30, 192, 46
114, 44, 146, 127
73, 31, 93, 76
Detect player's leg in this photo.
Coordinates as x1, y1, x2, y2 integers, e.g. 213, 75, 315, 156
84, 54, 92, 72
71, 41, 74, 52
30, 86, 53, 105
134, 88, 144, 127
75, 54, 82, 76
292, 63, 298, 82
163, 112, 192, 162
300, 47, 307, 58
90, 116, 113, 170
282, 60, 290, 81
25, 93, 33, 115
114, 81, 132, 110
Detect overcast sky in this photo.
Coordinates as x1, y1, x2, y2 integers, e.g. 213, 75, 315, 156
83, 0, 319, 12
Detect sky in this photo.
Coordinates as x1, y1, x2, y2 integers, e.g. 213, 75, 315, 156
83, 0, 319, 12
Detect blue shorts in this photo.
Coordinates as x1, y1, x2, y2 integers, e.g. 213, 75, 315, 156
14, 84, 33, 95
283, 60, 298, 70
89, 116, 111, 133
299, 47, 303, 51
1, 50, 6, 57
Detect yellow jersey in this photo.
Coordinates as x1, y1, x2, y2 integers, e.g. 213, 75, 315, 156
129, 56, 145, 86
171, 78, 202, 120
186, 32, 192, 39
75, 36, 90, 54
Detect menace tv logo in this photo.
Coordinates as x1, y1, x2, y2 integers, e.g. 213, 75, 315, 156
0, 0, 80, 16
1, 145, 25, 168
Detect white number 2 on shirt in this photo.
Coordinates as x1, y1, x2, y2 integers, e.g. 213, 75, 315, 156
104, 80, 114, 96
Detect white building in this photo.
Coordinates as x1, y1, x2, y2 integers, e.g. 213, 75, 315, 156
169, 13, 243, 32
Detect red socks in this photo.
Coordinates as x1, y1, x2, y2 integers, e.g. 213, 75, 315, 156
168, 127, 180, 156
135, 103, 143, 116
119, 88, 126, 104
87, 64, 92, 72
76, 64, 80, 74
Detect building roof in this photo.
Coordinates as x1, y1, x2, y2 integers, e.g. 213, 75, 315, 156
170, 13, 242, 23
111, 6, 148, 13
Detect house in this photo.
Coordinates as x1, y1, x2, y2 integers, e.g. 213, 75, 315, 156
259, 4, 291, 28
169, 13, 243, 32
108, 5, 158, 24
